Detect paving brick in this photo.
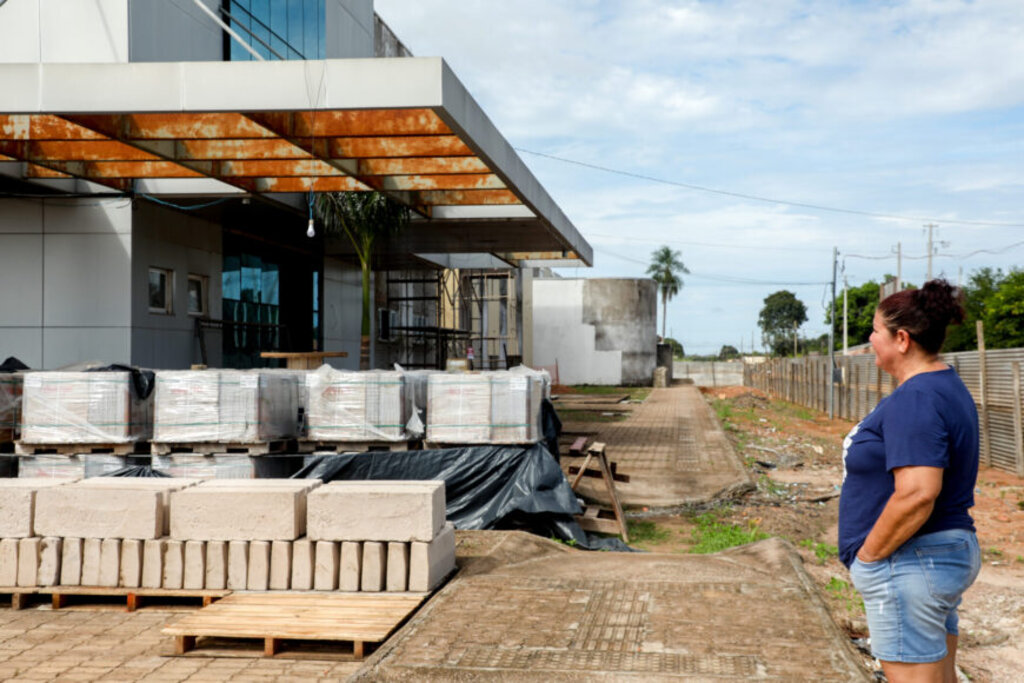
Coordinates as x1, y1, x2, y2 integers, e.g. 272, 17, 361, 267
0, 538, 18, 585
169, 480, 319, 541
37, 537, 62, 586
339, 541, 362, 591
205, 541, 227, 590
360, 541, 386, 592
17, 538, 40, 587
409, 522, 456, 592
80, 538, 101, 585
0, 479, 72, 538
290, 538, 313, 590
307, 480, 446, 542
141, 539, 165, 589
269, 541, 291, 590
183, 541, 205, 590
246, 541, 270, 590
226, 541, 248, 590
386, 542, 409, 592
162, 540, 184, 589
314, 541, 338, 591
99, 539, 121, 587
60, 537, 82, 585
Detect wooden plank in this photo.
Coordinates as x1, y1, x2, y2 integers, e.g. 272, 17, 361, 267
596, 447, 630, 544
569, 452, 593, 490
175, 635, 196, 655
568, 436, 589, 455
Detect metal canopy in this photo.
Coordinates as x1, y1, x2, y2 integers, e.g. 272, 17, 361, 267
0, 58, 591, 266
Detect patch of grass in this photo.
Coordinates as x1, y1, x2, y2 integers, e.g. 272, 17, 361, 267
566, 385, 650, 401
556, 409, 626, 423
799, 539, 839, 565
550, 536, 578, 548
825, 576, 864, 614
627, 520, 672, 545
985, 547, 1004, 559
757, 473, 788, 497
688, 511, 769, 554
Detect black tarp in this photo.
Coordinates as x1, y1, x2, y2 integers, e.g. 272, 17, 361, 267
0, 356, 29, 372
293, 444, 633, 552
84, 364, 156, 400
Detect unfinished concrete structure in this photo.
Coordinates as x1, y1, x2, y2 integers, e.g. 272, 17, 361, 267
526, 276, 658, 385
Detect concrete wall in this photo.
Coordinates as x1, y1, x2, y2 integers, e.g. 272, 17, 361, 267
0, 0, 130, 63
529, 278, 656, 386
322, 258, 363, 370
128, 0, 222, 62
674, 361, 745, 387
0, 197, 132, 369
130, 201, 222, 369
326, 0, 375, 58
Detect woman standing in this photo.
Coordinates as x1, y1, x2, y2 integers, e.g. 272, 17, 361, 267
839, 279, 980, 683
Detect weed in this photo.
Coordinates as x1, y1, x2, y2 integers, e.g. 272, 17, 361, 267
757, 474, 788, 497
799, 539, 839, 565
627, 520, 672, 545
1017, 500, 1024, 511
550, 536, 578, 548
825, 576, 864, 614
985, 547, 1004, 558
565, 385, 650, 401
688, 511, 768, 554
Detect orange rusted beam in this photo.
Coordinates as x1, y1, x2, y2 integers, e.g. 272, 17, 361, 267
173, 138, 311, 160
40, 160, 203, 178
68, 113, 278, 140
374, 173, 505, 191
248, 109, 452, 138
247, 176, 370, 193
25, 164, 72, 178
0, 140, 159, 162
412, 189, 520, 205
0, 115, 108, 141
356, 157, 490, 175
205, 158, 344, 178
316, 136, 473, 159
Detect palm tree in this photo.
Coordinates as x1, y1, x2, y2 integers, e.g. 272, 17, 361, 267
315, 192, 410, 370
646, 246, 689, 340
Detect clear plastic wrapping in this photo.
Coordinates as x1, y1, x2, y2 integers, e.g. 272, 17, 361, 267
0, 372, 23, 442
20, 371, 153, 444
152, 454, 298, 479
153, 370, 299, 443
17, 454, 150, 479
427, 368, 548, 444
306, 366, 409, 442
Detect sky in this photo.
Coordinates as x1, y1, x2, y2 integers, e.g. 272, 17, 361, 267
375, 0, 1024, 355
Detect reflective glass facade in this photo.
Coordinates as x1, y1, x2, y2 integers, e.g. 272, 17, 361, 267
225, 0, 326, 61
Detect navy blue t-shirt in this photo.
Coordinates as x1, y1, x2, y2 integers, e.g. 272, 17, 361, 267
838, 367, 978, 568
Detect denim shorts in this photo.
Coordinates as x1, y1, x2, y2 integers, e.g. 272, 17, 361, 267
849, 528, 981, 663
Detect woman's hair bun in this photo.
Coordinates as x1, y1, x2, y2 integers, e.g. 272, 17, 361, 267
917, 279, 965, 327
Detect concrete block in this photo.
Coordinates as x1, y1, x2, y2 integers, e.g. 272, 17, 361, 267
386, 542, 409, 592
290, 538, 313, 590
0, 479, 72, 538
269, 541, 291, 590
162, 540, 183, 589
99, 539, 121, 587
34, 486, 165, 540
183, 541, 205, 590
17, 538, 40, 587
120, 539, 143, 588
409, 522, 456, 592
37, 537, 62, 586
314, 541, 339, 591
360, 541, 386, 592
170, 480, 321, 541
307, 480, 446, 542
76, 478, 201, 535
141, 539, 165, 589
60, 538, 82, 586
227, 541, 248, 590
0, 538, 19, 585
205, 541, 227, 590
247, 541, 270, 591
339, 541, 362, 592
81, 538, 101, 585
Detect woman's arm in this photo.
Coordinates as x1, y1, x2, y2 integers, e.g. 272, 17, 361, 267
856, 465, 943, 562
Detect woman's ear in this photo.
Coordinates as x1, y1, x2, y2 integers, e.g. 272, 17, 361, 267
895, 329, 912, 353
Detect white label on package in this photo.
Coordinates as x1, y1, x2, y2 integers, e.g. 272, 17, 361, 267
509, 377, 528, 392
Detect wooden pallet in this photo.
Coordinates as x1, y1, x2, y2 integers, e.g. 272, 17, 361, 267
301, 440, 411, 454
15, 442, 149, 456
3, 586, 228, 611
163, 591, 428, 659
152, 440, 291, 456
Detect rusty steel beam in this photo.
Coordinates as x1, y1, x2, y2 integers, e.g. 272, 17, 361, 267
0, 114, 107, 141
315, 136, 473, 159
373, 173, 505, 192
171, 138, 311, 160
190, 158, 345, 178
0, 139, 159, 162
355, 157, 490, 175
24, 164, 72, 178
411, 189, 519, 206
246, 176, 371, 193
247, 109, 452, 138
68, 113, 278, 140
39, 160, 203, 179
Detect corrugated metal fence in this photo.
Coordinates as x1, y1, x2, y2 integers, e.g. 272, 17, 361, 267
744, 349, 1024, 477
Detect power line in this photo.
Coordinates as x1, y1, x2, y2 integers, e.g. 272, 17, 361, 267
516, 148, 1024, 228
596, 248, 829, 286
585, 232, 826, 253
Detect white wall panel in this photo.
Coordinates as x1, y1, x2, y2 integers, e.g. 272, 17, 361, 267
0, 235, 43, 326
531, 279, 622, 385
0, 0, 41, 62
42, 198, 131, 234
43, 233, 132, 327
0, 199, 43, 234
39, 0, 130, 63
43, 327, 131, 367
0, 329, 44, 368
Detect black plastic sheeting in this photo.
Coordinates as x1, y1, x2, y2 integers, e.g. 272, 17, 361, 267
85, 364, 156, 400
104, 465, 169, 478
0, 356, 29, 372
293, 444, 634, 552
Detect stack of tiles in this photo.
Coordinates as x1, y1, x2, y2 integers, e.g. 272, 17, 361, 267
0, 477, 200, 588
0, 371, 22, 443
426, 369, 547, 444
306, 368, 407, 442
306, 480, 455, 592
153, 370, 299, 443
20, 371, 152, 444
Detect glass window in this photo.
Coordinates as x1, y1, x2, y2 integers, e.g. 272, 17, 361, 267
187, 275, 208, 316
148, 268, 173, 314
226, 0, 324, 61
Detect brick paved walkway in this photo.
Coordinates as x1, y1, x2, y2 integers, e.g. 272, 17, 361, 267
563, 385, 753, 508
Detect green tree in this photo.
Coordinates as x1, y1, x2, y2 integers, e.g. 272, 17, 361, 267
759, 290, 808, 357
718, 344, 740, 360
663, 336, 685, 358
646, 246, 689, 340
944, 267, 1003, 352
983, 269, 1024, 349
827, 280, 881, 349
315, 192, 410, 369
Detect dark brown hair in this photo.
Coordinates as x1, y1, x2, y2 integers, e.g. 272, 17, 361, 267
877, 279, 965, 354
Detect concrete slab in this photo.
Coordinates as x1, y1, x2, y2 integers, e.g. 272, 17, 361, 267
0, 479, 73, 538
169, 480, 320, 541
307, 480, 446, 542
350, 531, 869, 681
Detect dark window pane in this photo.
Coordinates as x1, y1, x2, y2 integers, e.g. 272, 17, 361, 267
288, 0, 304, 56
148, 269, 166, 310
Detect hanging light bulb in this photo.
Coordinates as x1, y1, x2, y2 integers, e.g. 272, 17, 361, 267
306, 217, 315, 238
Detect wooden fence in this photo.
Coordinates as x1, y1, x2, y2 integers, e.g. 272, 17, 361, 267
744, 349, 1024, 477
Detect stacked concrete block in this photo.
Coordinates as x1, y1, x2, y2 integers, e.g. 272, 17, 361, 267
0, 538, 18, 585
20, 371, 152, 444
306, 367, 408, 442
153, 370, 299, 444
0, 479, 75, 538
409, 522, 457, 592
169, 479, 320, 541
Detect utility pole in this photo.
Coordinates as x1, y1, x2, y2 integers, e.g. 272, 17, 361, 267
896, 241, 902, 292
925, 223, 938, 280
843, 277, 848, 355
829, 247, 837, 419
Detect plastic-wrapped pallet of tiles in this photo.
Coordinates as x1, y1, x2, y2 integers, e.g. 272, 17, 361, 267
20, 371, 152, 444
153, 370, 298, 443
306, 367, 407, 442
426, 373, 491, 443
490, 369, 546, 444
0, 372, 23, 443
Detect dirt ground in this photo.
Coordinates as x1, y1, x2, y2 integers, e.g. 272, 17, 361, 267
619, 385, 1024, 682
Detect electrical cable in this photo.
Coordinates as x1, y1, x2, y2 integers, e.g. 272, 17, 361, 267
595, 248, 829, 286
138, 194, 235, 211
516, 148, 1024, 228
